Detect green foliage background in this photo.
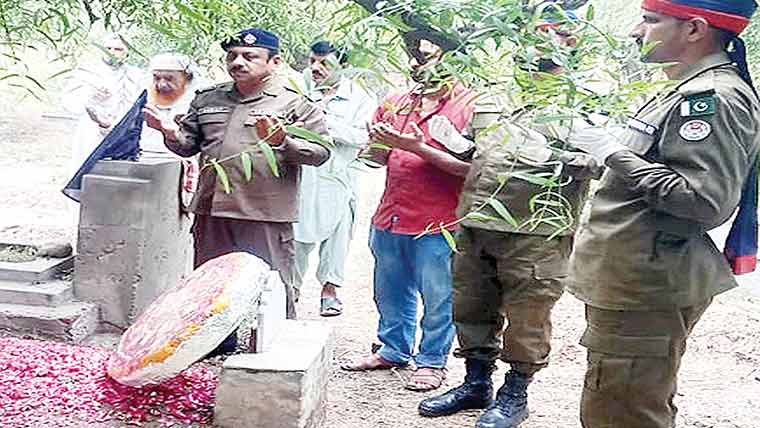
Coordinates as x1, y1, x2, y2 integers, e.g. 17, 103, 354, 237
1, 0, 757, 234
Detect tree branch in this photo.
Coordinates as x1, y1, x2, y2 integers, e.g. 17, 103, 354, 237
350, 0, 591, 61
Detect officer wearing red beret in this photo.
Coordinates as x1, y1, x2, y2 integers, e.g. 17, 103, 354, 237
567, 1, 760, 426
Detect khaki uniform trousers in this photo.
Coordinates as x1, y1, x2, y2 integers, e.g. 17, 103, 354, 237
453, 226, 570, 375
579, 300, 712, 428
192, 214, 297, 319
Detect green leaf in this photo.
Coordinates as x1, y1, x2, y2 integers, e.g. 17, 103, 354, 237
585, 4, 595, 21
211, 160, 231, 194
368, 143, 391, 151
356, 157, 385, 168
440, 226, 458, 253
466, 212, 500, 223
284, 125, 333, 147
240, 151, 253, 182
509, 172, 556, 187
287, 76, 306, 96
258, 142, 280, 178
487, 199, 519, 228
174, 2, 209, 23
22, 74, 45, 91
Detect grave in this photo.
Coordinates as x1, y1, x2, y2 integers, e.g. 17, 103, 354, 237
0, 244, 97, 342
75, 157, 193, 329
0, 155, 334, 427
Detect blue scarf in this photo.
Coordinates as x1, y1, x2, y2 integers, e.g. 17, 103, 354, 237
63, 91, 147, 202
724, 38, 758, 275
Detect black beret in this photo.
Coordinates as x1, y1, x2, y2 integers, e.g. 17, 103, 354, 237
221, 28, 280, 51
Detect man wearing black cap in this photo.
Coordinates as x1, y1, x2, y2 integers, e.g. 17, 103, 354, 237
566, 1, 760, 427
144, 28, 330, 329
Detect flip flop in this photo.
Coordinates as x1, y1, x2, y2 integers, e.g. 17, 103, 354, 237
320, 296, 343, 317
405, 367, 447, 391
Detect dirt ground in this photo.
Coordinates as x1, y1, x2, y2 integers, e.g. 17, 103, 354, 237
1, 110, 759, 428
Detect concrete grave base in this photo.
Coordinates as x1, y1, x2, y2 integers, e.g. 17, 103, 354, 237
75, 158, 193, 329
215, 320, 333, 428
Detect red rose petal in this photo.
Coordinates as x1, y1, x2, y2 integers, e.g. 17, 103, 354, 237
0, 337, 218, 427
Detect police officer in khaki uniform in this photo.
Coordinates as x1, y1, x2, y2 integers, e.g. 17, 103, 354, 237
418, 14, 602, 428
144, 28, 329, 337
566, 1, 760, 427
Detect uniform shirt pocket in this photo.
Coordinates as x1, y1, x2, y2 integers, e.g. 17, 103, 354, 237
197, 112, 231, 145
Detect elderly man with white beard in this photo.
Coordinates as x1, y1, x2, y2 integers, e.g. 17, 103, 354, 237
141, 53, 206, 211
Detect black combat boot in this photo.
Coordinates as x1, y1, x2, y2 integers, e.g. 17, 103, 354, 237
418, 359, 496, 417
475, 370, 532, 428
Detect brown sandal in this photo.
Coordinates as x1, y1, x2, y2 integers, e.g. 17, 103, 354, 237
340, 354, 406, 371
405, 367, 446, 391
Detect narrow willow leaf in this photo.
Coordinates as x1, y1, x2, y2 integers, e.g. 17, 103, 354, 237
211, 160, 231, 194
440, 226, 458, 253
174, 2, 209, 23
488, 199, 519, 228
258, 142, 280, 178
546, 226, 572, 241
532, 198, 564, 208
585, 4, 595, 21
466, 212, 500, 223
287, 77, 305, 96
509, 171, 556, 187
240, 151, 253, 182
368, 143, 392, 151
23, 74, 45, 91
496, 174, 509, 186
284, 125, 333, 147
356, 157, 385, 168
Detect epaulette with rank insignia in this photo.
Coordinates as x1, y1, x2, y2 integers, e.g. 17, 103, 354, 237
195, 82, 231, 94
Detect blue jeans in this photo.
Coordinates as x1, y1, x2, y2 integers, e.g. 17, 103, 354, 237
369, 226, 455, 368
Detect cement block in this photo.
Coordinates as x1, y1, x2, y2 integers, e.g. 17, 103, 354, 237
215, 320, 334, 428
254, 271, 287, 353
74, 159, 193, 328
0, 301, 98, 342
0, 280, 73, 306
0, 256, 74, 282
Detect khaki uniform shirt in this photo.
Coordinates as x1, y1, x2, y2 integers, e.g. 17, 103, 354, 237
458, 99, 601, 236
569, 52, 760, 311
166, 78, 329, 223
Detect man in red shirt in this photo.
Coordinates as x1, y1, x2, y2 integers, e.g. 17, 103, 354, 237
341, 40, 476, 392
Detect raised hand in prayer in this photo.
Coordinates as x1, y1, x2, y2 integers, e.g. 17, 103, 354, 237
369, 122, 425, 154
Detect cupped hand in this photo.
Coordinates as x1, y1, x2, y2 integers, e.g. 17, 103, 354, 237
369, 122, 425, 153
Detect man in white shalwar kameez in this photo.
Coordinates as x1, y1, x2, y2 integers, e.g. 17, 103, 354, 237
294, 41, 377, 316
63, 34, 144, 231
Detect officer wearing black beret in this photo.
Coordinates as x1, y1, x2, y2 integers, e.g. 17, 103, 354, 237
144, 28, 330, 347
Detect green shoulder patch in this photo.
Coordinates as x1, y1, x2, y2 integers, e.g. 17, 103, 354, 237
680, 92, 716, 117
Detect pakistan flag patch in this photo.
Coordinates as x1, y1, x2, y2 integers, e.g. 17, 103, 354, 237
680, 95, 716, 117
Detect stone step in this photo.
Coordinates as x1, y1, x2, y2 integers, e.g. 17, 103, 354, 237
0, 301, 99, 343
0, 256, 74, 282
0, 280, 74, 306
